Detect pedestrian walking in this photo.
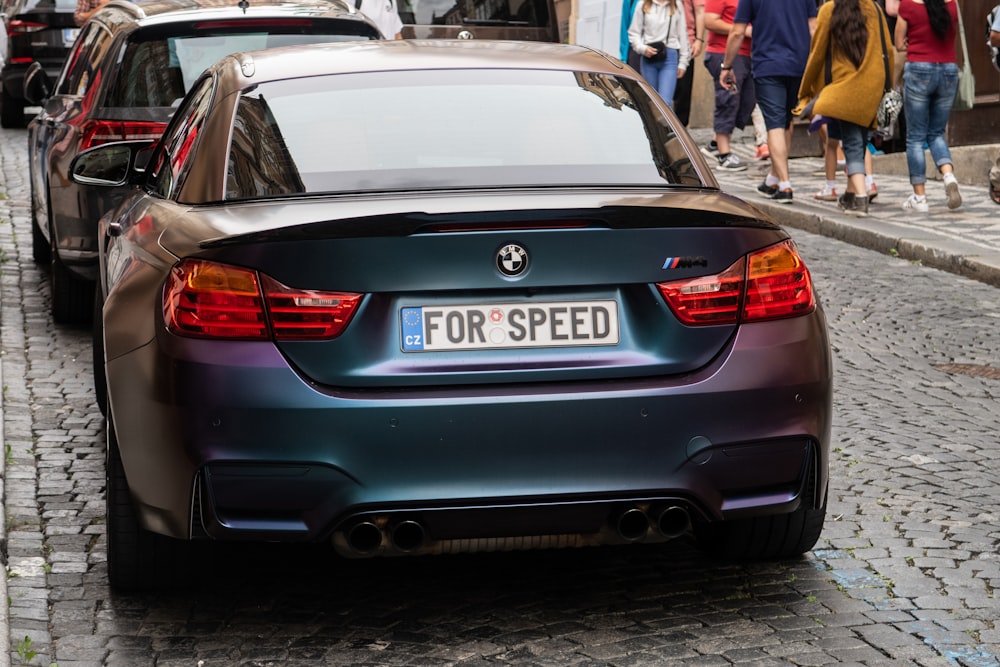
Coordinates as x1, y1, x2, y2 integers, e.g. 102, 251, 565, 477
629, 0, 691, 109
887, 0, 962, 211
702, 0, 755, 172
718, 0, 817, 204
797, 0, 892, 217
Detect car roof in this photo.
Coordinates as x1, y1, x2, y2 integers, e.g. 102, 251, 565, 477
92, 0, 364, 30
211, 39, 626, 91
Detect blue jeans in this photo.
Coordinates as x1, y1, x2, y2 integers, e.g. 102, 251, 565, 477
838, 119, 869, 178
902, 61, 958, 186
640, 47, 680, 108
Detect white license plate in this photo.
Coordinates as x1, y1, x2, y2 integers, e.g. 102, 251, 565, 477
63, 28, 79, 46
401, 301, 619, 352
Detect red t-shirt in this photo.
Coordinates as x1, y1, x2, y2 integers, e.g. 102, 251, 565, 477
898, 0, 957, 63
704, 0, 751, 56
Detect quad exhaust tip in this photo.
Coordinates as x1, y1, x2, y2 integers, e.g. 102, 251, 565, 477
343, 505, 691, 555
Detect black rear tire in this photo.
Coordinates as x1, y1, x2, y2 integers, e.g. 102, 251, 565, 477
1, 86, 25, 128
30, 176, 52, 264
106, 413, 192, 591
50, 249, 93, 324
92, 283, 107, 416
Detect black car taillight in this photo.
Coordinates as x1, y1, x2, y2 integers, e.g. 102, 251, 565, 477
163, 259, 363, 341
657, 239, 816, 325
80, 120, 167, 150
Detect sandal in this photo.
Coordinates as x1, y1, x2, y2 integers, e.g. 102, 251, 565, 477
991, 182, 1000, 205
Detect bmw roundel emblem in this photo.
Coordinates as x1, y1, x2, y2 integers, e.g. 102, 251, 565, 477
496, 243, 528, 277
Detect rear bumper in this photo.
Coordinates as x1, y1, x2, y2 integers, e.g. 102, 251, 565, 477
107, 310, 832, 546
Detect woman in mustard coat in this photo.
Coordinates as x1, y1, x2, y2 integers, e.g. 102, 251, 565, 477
798, 0, 893, 216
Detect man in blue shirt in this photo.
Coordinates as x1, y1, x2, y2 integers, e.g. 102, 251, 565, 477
718, 0, 816, 203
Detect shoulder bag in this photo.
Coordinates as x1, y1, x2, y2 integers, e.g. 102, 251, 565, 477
954, 0, 976, 110
875, 3, 903, 128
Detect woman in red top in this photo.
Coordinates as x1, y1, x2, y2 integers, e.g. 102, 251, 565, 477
890, 0, 962, 211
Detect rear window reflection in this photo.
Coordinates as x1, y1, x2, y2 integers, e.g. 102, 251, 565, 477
225, 69, 701, 200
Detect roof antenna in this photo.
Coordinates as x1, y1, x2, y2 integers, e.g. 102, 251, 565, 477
238, 0, 249, 12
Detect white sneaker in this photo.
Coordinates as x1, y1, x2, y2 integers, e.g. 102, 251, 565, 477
944, 174, 962, 210
902, 194, 929, 213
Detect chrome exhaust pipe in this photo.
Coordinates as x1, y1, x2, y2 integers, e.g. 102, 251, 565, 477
655, 505, 690, 538
616, 507, 650, 542
390, 520, 426, 553
346, 520, 383, 555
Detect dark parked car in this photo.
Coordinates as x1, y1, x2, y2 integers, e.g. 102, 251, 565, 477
0, 0, 76, 128
76, 39, 833, 591
25, 0, 381, 324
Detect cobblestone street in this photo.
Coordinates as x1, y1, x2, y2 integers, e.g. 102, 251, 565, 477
2, 120, 999, 666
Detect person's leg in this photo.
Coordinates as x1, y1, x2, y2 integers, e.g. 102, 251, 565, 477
674, 58, 695, 126
926, 63, 961, 208
659, 48, 680, 108
814, 120, 839, 200
902, 62, 931, 199
766, 127, 790, 182
705, 52, 736, 164
753, 77, 790, 197
838, 120, 869, 215
751, 105, 768, 154
759, 76, 798, 194
628, 49, 642, 75
714, 54, 750, 170
864, 142, 877, 200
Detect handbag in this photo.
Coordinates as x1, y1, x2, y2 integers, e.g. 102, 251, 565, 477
645, 41, 668, 62
953, 0, 975, 110
874, 4, 903, 128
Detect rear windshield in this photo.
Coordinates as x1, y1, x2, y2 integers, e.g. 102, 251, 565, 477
398, 0, 549, 27
225, 69, 702, 200
105, 24, 377, 108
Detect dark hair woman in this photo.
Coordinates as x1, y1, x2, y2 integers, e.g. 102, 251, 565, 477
797, 0, 893, 216
890, 0, 962, 211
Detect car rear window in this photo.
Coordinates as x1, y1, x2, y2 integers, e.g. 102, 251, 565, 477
225, 68, 703, 200
104, 25, 377, 108
399, 0, 549, 28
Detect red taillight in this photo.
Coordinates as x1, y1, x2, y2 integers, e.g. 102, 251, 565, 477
8, 19, 47, 35
163, 259, 362, 341
657, 258, 744, 325
657, 240, 815, 325
743, 240, 816, 321
79, 120, 166, 150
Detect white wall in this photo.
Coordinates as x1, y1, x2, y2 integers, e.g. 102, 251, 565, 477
574, 0, 622, 57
